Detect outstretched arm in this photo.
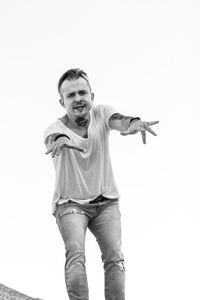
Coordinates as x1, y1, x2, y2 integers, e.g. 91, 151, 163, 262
109, 113, 140, 132
45, 134, 85, 157
109, 113, 159, 144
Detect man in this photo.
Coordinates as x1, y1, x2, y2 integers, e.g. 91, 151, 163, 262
44, 68, 158, 300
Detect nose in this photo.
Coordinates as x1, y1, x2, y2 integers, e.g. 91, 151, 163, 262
74, 93, 82, 102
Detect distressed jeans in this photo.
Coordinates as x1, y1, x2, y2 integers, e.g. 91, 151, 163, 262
55, 198, 125, 300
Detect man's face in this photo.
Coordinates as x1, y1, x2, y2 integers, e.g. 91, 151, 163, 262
59, 77, 94, 117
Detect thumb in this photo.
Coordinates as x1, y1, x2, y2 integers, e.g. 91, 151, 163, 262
45, 149, 53, 155
120, 130, 129, 136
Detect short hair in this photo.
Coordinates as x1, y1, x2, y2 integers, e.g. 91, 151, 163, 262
58, 68, 91, 93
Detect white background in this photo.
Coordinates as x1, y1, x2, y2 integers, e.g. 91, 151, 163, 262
0, 0, 199, 299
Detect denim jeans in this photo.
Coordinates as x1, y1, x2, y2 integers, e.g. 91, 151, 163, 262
55, 198, 125, 300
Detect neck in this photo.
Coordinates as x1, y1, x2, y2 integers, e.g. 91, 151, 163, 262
64, 113, 90, 129
75, 116, 89, 127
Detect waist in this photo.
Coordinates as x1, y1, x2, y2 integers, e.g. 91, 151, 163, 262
88, 195, 108, 204
68, 195, 114, 204
57, 194, 118, 207
54, 195, 118, 217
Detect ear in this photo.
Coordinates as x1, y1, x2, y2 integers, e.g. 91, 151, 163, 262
91, 92, 94, 102
59, 98, 65, 107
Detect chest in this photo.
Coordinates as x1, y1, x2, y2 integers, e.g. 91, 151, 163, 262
69, 120, 106, 155
71, 127, 88, 138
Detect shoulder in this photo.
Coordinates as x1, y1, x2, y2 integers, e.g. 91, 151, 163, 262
92, 104, 118, 118
44, 119, 62, 131
44, 119, 65, 140
92, 104, 119, 129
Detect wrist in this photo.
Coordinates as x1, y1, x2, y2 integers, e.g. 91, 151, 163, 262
54, 134, 70, 142
129, 117, 141, 126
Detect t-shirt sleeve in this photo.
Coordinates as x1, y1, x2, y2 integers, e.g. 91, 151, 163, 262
99, 104, 119, 130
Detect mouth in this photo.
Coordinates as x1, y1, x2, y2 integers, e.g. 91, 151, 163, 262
73, 104, 86, 112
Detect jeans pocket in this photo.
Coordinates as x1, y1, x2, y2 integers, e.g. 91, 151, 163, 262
58, 205, 85, 218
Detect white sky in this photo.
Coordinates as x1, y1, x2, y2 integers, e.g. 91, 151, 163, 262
0, 0, 199, 299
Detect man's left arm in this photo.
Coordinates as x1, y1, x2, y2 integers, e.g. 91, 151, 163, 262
109, 113, 159, 144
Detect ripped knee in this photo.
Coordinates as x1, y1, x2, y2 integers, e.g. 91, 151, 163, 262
105, 259, 125, 273
114, 260, 125, 272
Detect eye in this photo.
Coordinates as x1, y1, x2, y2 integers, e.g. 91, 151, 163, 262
79, 90, 87, 96
66, 92, 75, 98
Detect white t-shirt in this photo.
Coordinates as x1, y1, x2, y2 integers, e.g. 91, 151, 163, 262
44, 104, 120, 213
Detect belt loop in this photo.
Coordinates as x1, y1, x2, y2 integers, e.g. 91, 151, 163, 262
96, 201, 102, 211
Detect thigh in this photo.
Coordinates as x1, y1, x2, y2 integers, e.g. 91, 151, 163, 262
56, 204, 89, 250
89, 201, 122, 258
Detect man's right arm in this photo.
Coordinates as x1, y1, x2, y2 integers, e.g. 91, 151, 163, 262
44, 133, 67, 152
45, 134, 85, 157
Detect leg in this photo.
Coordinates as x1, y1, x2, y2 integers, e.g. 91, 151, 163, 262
56, 204, 89, 300
89, 201, 125, 300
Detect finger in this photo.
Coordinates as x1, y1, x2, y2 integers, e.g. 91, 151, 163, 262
56, 148, 61, 156
143, 123, 157, 136
52, 144, 85, 156
64, 144, 85, 152
141, 131, 146, 144
145, 120, 159, 126
45, 149, 53, 155
120, 128, 131, 136
120, 132, 128, 136
51, 146, 58, 158
120, 127, 138, 136
138, 126, 145, 132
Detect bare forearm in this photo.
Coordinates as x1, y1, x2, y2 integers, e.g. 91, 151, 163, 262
109, 113, 140, 132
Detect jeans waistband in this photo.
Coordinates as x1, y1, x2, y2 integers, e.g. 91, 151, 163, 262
89, 195, 106, 204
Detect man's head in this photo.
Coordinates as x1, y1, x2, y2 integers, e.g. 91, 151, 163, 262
58, 68, 94, 118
